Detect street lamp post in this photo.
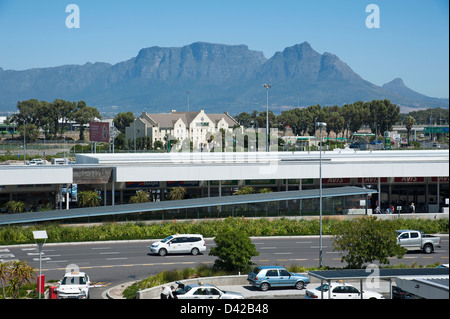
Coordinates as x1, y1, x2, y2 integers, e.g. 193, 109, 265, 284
186, 90, 190, 112
316, 122, 326, 268
33, 230, 48, 299
262, 84, 272, 152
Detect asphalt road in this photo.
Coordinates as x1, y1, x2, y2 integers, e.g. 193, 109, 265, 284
1, 235, 448, 299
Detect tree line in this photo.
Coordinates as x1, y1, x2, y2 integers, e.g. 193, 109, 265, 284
235, 99, 401, 138
5, 99, 101, 141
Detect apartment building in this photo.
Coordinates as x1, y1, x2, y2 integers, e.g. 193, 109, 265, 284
125, 110, 241, 150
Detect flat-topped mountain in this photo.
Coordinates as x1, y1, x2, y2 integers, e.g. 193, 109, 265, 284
0, 42, 447, 114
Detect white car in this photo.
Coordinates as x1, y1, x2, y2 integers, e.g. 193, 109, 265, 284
56, 271, 98, 299
305, 281, 385, 299
27, 158, 45, 165
174, 281, 244, 299
150, 234, 206, 256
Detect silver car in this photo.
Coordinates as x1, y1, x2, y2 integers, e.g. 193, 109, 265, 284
174, 281, 244, 299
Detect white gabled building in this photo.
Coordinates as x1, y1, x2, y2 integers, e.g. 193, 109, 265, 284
125, 110, 240, 150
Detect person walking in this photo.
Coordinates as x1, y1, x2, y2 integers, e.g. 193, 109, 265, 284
410, 202, 415, 214
161, 286, 174, 299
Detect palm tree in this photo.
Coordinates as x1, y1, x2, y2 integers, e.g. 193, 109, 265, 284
234, 186, 256, 195
0, 262, 9, 298
77, 191, 100, 207
4, 200, 26, 214
129, 190, 152, 203
404, 115, 415, 145
167, 187, 187, 201
0, 260, 36, 299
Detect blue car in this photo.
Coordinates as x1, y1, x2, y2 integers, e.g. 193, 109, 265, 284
247, 266, 310, 291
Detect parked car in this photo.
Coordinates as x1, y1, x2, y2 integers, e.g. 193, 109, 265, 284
56, 271, 92, 299
247, 265, 310, 291
26, 158, 45, 165
349, 141, 367, 150
174, 281, 244, 299
305, 281, 384, 299
396, 230, 441, 254
150, 234, 206, 256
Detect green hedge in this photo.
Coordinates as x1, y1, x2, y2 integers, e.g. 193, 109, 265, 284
0, 216, 448, 246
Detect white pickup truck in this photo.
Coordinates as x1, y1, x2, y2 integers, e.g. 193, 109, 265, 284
396, 230, 441, 254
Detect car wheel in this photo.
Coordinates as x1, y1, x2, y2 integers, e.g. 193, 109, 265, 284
260, 282, 269, 291
295, 281, 304, 290
158, 248, 168, 256
191, 248, 200, 256
423, 244, 433, 254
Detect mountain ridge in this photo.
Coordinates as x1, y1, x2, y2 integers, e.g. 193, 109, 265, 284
0, 41, 447, 115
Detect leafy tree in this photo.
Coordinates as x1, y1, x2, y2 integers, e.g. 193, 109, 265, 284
153, 140, 164, 150
73, 100, 102, 140
331, 216, 407, 268
234, 112, 255, 128
77, 191, 100, 207
255, 111, 276, 128
18, 124, 39, 142
209, 229, 259, 272
113, 112, 135, 134
341, 101, 369, 138
324, 105, 344, 138
368, 99, 400, 137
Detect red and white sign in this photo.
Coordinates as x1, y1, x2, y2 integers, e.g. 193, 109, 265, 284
357, 177, 388, 184
322, 178, 351, 184
431, 177, 449, 182
89, 122, 110, 143
394, 177, 425, 183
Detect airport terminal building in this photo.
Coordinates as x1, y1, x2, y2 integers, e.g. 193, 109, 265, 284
0, 149, 449, 222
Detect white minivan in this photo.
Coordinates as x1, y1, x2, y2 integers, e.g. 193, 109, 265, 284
150, 234, 206, 256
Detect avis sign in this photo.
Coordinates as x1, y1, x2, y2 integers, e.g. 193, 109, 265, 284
89, 122, 110, 143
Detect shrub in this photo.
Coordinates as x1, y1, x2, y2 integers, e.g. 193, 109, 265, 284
332, 216, 407, 268
209, 228, 259, 272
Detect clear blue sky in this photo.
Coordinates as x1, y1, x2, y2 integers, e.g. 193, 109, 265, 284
0, 0, 448, 98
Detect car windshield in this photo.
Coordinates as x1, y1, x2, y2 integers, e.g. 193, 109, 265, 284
61, 276, 86, 285
315, 284, 330, 292
161, 236, 173, 243
176, 285, 193, 295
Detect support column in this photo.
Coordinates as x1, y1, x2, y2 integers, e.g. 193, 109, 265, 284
437, 177, 440, 213
378, 177, 381, 209
66, 184, 70, 210
112, 182, 115, 206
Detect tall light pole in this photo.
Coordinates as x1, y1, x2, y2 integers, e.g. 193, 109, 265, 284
316, 121, 326, 268
186, 90, 190, 112
262, 84, 272, 152
23, 119, 26, 164
33, 230, 48, 299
